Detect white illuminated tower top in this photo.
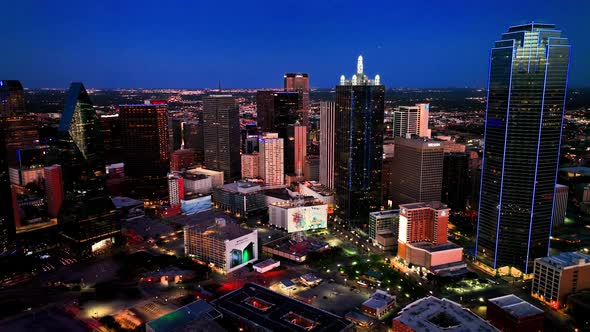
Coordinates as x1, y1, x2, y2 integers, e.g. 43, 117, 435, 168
339, 55, 381, 86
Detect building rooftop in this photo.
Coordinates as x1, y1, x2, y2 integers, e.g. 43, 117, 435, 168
393, 296, 498, 332
370, 209, 400, 218
362, 290, 395, 310
181, 172, 209, 181
145, 300, 223, 332
185, 219, 254, 241
535, 251, 590, 269
400, 201, 449, 211
487, 295, 544, 319
219, 181, 262, 194
410, 241, 462, 253
111, 196, 143, 208
253, 259, 279, 270
212, 283, 352, 332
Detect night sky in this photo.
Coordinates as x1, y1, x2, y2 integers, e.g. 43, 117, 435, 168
3, 0, 589, 89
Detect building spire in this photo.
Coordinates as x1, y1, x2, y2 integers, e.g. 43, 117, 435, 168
357, 55, 363, 74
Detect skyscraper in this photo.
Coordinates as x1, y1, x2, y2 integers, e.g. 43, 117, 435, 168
391, 103, 431, 138
284, 73, 310, 110
334, 56, 385, 226
0, 127, 15, 252
285, 122, 306, 176
120, 100, 170, 178
203, 95, 241, 181
256, 90, 275, 133
475, 23, 571, 274
442, 152, 470, 212
183, 119, 204, 164
44, 164, 64, 217
57, 82, 104, 196
0, 80, 26, 116
0, 115, 39, 165
319, 101, 335, 190
390, 137, 444, 207
258, 133, 284, 186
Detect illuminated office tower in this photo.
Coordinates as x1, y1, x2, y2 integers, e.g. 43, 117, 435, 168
319, 101, 335, 189
334, 56, 385, 226
286, 122, 306, 176
58, 82, 104, 196
476, 23, 571, 274
391, 137, 444, 207
203, 95, 241, 182
99, 114, 123, 164
258, 133, 284, 186
171, 149, 195, 171
284, 73, 309, 110
0, 80, 26, 116
120, 100, 170, 178
44, 165, 64, 217
392, 103, 431, 138
0, 115, 39, 165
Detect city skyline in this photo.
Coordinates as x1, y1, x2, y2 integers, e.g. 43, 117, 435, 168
2, 1, 589, 89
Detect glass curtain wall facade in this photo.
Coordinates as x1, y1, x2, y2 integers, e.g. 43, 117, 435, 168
334, 56, 385, 227
475, 24, 571, 274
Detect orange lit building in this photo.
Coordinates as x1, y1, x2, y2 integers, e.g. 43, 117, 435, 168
171, 149, 196, 171
397, 202, 465, 274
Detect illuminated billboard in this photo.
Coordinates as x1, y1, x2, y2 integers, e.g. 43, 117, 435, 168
181, 195, 211, 215
287, 205, 328, 233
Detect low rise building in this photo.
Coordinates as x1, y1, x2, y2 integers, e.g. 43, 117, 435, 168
146, 300, 224, 332
369, 209, 399, 249
486, 294, 544, 332
212, 283, 353, 332
268, 199, 328, 233
532, 251, 590, 308
212, 181, 266, 217
253, 258, 280, 273
361, 290, 396, 319
391, 296, 498, 332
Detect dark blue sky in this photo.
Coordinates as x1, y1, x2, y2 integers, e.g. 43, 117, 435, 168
3, 0, 589, 89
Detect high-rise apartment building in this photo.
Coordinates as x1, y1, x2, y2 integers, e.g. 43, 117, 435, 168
392, 103, 431, 138
476, 23, 571, 274
258, 133, 284, 186
390, 137, 444, 207
0, 80, 26, 116
167, 173, 184, 206
120, 101, 170, 178
319, 101, 335, 189
334, 56, 385, 226
203, 95, 241, 182
241, 153, 259, 179
286, 122, 306, 176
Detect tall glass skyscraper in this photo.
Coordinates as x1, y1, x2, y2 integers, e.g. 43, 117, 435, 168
57, 82, 105, 197
475, 23, 571, 274
334, 56, 385, 227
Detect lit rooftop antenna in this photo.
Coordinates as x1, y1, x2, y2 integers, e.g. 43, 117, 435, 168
357, 55, 363, 74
